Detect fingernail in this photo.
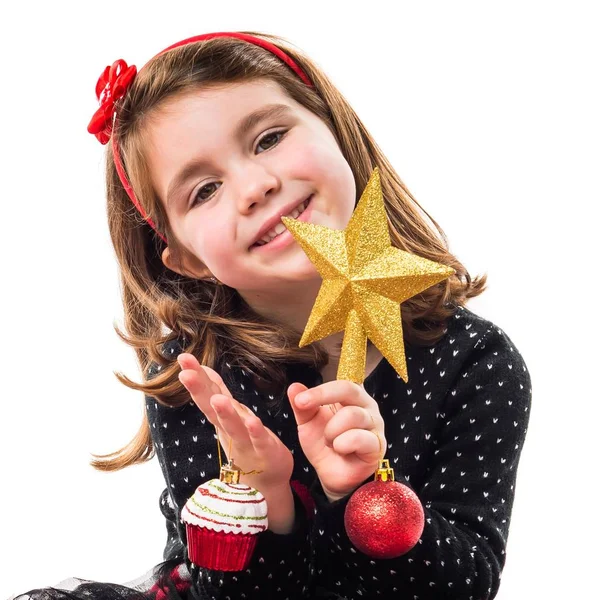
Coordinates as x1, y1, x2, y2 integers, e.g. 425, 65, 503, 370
295, 393, 309, 406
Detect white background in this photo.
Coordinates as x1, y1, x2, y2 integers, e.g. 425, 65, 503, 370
1, 1, 598, 598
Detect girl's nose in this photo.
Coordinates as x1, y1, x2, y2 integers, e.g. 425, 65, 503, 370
235, 166, 281, 213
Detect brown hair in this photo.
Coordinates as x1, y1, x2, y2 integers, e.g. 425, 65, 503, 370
90, 31, 487, 472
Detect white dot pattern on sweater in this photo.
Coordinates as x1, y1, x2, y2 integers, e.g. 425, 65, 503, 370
146, 306, 532, 599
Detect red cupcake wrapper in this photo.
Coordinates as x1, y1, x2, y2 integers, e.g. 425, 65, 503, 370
186, 524, 259, 571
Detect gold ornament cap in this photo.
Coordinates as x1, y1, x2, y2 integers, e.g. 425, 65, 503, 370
374, 459, 395, 482
219, 458, 241, 484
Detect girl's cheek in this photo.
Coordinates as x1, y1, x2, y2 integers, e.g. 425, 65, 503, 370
198, 228, 226, 259
279, 150, 323, 185
290, 139, 342, 178
201, 224, 240, 269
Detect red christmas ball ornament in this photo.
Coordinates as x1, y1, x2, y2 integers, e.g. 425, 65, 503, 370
344, 460, 424, 559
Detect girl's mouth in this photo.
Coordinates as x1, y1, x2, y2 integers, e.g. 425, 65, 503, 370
250, 194, 314, 252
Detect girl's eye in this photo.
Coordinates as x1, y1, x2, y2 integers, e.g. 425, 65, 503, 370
256, 129, 287, 153
191, 182, 221, 207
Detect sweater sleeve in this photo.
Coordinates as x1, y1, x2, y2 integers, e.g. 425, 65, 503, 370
158, 487, 186, 561
308, 325, 532, 600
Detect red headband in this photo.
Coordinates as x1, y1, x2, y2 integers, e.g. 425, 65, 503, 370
87, 32, 314, 245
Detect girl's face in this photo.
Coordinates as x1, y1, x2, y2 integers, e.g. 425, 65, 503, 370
146, 78, 356, 297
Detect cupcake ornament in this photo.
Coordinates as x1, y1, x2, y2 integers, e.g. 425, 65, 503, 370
181, 448, 268, 571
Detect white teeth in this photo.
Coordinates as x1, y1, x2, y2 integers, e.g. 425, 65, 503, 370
257, 199, 308, 245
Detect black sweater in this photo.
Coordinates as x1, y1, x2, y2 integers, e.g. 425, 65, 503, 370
146, 305, 532, 600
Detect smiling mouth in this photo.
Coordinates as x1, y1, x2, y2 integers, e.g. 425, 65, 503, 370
250, 195, 313, 249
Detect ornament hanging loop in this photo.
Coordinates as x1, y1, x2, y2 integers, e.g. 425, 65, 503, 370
216, 430, 265, 481
367, 412, 385, 462
374, 458, 395, 482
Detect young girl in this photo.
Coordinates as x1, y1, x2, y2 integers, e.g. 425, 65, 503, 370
16, 31, 531, 600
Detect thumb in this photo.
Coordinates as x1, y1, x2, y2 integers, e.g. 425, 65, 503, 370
288, 382, 319, 426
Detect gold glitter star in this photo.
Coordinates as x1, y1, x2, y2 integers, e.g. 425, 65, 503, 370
281, 168, 456, 384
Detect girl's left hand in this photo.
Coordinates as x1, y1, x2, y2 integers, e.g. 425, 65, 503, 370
288, 380, 386, 503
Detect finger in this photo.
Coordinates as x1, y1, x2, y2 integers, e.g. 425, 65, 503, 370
288, 382, 321, 426
332, 428, 382, 460
177, 353, 234, 399
177, 354, 222, 401
294, 380, 374, 412
200, 365, 234, 399
210, 394, 253, 453
177, 354, 241, 426
176, 352, 206, 375
177, 367, 221, 425
245, 414, 274, 454
323, 406, 373, 447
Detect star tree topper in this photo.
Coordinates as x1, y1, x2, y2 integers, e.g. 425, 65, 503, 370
281, 168, 456, 384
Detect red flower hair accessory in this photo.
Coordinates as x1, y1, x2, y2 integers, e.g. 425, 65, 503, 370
87, 59, 137, 144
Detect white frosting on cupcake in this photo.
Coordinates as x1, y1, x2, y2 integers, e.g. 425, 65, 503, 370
181, 479, 268, 535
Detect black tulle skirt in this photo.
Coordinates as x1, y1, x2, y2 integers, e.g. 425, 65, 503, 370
11, 559, 343, 600
10, 560, 197, 600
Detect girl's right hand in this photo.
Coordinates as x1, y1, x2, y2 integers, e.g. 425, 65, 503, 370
176, 353, 294, 494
